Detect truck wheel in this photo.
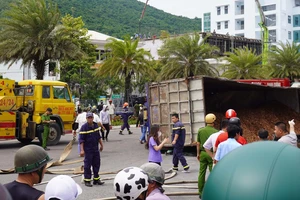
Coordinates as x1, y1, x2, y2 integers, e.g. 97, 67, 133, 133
18, 138, 33, 145
47, 123, 62, 146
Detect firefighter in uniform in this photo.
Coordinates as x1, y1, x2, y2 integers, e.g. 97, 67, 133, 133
79, 112, 105, 187
116, 102, 134, 135
4, 145, 51, 200
171, 113, 190, 172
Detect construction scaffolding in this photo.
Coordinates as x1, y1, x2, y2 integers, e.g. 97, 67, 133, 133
201, 32, 262, 55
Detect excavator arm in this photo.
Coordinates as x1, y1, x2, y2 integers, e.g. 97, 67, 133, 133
255, 0, 269, 66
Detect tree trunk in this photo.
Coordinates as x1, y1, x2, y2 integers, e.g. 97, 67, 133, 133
33, 59, 46, 80
124, 75, 131, 103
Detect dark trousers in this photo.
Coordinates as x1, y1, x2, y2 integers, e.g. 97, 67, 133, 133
172, 147, 188, 168
84, 151, 100, 181
101, 123, 110, 139
121, 121, 130, 131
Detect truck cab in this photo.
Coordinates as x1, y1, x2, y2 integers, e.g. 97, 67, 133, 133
0, 79, 75, 145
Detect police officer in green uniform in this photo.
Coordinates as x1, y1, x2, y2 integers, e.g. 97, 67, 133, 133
41, 108, 55, 150
197, 113, 218, 199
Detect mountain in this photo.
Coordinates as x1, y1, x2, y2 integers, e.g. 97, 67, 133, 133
0, 0, 202, 38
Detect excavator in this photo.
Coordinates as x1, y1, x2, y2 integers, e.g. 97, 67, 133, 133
138, 0, 149, 34
255, 0, 269, 66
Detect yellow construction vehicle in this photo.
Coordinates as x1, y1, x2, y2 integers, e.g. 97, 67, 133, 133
0, 79, 75, 145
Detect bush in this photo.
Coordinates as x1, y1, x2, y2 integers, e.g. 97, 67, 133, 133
111, 115, 137, 126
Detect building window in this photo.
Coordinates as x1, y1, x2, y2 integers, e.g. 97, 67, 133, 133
49, 61, 56, 76
241, 5, 244, 14
204, 13, 211, 32
225, 21, 229, 29
217, 22, 221, 30
224, 6, 228, 14
288, 16, 291, 24
288, 31, 292, 40
294, 15, 300, 27
217, 7, 221, 15
241, 20, 244, 29
296, 0, 300, 7
294, 31, 300, 42
262, 4, 276, 11
269, 30, 276, 42
265, 14, 276, 26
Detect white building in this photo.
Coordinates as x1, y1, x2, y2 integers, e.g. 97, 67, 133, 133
199, 0, 300, 44
0, 30, 117, 81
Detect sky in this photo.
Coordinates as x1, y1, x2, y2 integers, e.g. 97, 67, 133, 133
137, 0, 202, 19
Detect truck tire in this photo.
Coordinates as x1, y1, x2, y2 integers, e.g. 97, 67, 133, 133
47, 123, 62, 146
18, 138, 33, 145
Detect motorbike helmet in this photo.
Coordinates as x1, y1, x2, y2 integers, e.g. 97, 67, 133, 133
228, 117, 241, 126
225, 109, 237, 119
114, 167, 149, 200
140, 163, 165, 185
205, 113, 216, 124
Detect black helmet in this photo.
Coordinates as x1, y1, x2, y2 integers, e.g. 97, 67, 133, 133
228, 117, 241, 126
14, 145, 51, 173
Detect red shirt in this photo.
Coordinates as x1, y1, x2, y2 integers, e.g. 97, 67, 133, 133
215, 132, 247, 148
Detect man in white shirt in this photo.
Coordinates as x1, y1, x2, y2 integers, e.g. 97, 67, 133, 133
73, 108, 87, 154
107, 99, 115, 121
274, 119, 297, 147
203, 119, 229, 162
214, 125, 242, 163
100, 105, 111, 141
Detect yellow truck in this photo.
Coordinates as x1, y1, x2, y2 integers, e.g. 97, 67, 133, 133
0, 79, 75, 145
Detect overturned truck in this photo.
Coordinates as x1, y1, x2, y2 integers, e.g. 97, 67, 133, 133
147, 76, 300, 146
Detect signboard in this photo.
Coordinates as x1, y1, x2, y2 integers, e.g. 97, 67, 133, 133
111, 94, 121, 99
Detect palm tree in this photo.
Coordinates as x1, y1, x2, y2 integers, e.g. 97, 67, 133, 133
0, 0, 83, 80
221, 47, 262, 79
158, 33, 220, 80
95, 37, 156, 102
268, 41, 300, 80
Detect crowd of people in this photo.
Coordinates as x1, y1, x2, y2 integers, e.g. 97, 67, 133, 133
1, 102, 298, 200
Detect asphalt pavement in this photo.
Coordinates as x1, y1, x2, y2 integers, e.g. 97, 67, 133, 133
0, 126, 200, 200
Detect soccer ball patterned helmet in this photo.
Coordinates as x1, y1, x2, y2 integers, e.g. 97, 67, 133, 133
114, 167, 149, 200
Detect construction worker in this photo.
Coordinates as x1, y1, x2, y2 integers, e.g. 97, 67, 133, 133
116, 102, 133, 135
4, 145, 51, 200
41, 107, 55, 150
114, 167, 150, 200
79, 112, 105, 187
171, 113, 189, 172
140, 163, 171, 200
197, 113, 218, 199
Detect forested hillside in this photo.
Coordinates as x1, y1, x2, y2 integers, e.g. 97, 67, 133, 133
0, 0, 201, 38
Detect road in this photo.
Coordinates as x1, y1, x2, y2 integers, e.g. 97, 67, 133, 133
0, 127, 200, 200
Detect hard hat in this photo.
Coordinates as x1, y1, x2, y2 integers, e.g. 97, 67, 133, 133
123, 102, 129, 108
114, 167, 149, 199
140, 163, 165, 185
228, 117, 241, 126
205, 113, 216, 124
225, 109, 237, 119
202, 142, 300, 200
14, 145, 51, 173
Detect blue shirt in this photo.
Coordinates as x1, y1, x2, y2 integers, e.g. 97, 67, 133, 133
79, 122, 101, 152
172, 121, 186, 148
214, 138, 242, 161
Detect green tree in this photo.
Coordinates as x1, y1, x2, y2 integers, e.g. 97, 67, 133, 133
158, 33, 219, 80
95, 37, 156, 102
59, 14, 104, 101
221, 47, 262, 79
0, 0, 83, 79
268, 41, 300, 80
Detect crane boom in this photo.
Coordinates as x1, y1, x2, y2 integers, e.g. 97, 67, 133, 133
255, 0, 269, 66
139, 0, 149, 34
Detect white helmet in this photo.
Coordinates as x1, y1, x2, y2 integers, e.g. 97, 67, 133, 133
114, 167, 149, 200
